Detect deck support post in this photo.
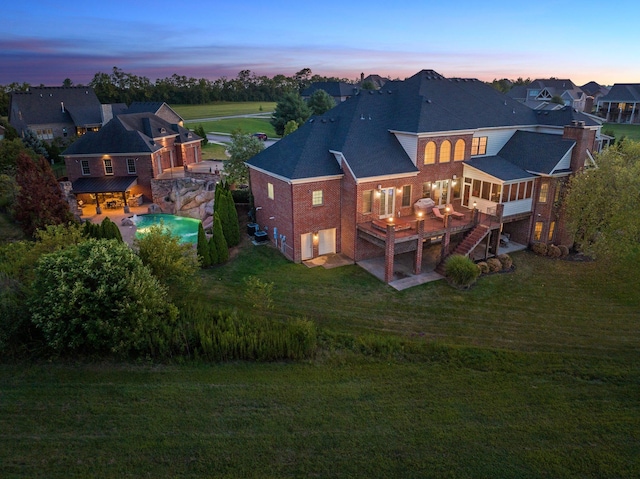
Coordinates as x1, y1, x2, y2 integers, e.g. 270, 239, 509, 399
414, 219, 425, 275
384, 224, 395, 283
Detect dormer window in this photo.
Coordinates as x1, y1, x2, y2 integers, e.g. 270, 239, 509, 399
159, 127, 166, 134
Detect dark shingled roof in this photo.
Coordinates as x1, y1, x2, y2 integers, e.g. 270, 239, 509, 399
497, 131, 575, 175
71, 176, 138, 193
302, 82, 356, 98
247, 70, 590, 182
10, 86, 102, 127
599, 84, 640, 102
63, 113, 200, 156
465, 156, 535, 182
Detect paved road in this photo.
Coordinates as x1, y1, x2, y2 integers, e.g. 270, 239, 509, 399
206, 132, 278, 148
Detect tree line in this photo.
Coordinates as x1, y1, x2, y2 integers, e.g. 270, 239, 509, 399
0, 67, 352, 115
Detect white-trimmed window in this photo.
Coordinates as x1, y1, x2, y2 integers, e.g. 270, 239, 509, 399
81, 160, 90, 175
103, 159, 113, 175
267, 182, 274, 200
538, 182, 549, 203
401, 185, 411, 207
454, 139, 465, 161
362, 190, 373, 214
127, 158, 136, 174
312, 190, 323, 206
471, 137, 487, 155
439, 140, 451, 163
424, 141, 436, 165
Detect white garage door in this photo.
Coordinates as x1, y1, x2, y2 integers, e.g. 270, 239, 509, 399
318, 228, 336, 256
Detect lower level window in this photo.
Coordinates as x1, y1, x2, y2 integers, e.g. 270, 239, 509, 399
534, 221, 543, 241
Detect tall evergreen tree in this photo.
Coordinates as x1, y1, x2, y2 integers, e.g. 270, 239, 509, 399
211, 212, 228, 264
196, 221, 211, 267
270, 92, 311, 136
307, 89, 336, 115
224, 189, 240, 247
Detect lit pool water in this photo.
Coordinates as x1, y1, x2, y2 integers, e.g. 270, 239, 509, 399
133, 214, 200, 244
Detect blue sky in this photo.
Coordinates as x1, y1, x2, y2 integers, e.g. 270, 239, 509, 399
3, 0, 639, 86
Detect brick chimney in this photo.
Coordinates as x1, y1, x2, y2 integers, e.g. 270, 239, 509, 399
563, 121, 596, 172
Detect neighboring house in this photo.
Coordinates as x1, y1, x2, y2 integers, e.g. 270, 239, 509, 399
62, 112, 202, 211
595, 84, 640, 124
246, 70, 600, 283
508, 79, 587, 111
359, 74, 388, 89
580, 81, 610, 113
9, 86, 104, 141
125, 101, 184, 126
302, 82, 357, 103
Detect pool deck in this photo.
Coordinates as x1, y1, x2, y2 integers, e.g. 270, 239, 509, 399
80, 203, 153, 245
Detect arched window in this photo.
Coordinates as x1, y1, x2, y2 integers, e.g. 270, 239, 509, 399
424, 141, 436, 165
454, 139, 465, 161
439, 140, 451, 163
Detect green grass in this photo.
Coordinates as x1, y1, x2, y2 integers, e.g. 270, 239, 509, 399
191, 118, 276, 137
201, 142, 227, 160
2, 228, 639, 477
172, 102, 277, 121
603, 122, 640, 141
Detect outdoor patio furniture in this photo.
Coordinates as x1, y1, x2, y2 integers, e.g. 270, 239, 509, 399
431, 206, 445, 223
446, 204, 465, 219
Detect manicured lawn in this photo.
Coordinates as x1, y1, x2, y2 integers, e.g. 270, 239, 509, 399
201, 142, 228, 160
172, 102, 276, 120
603, 123, 640, 141
191, 118, 276, 137
2, 233, 639, 477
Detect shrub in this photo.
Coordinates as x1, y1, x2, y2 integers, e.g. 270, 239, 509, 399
179, 305, 316, 361
444, 255, 480, 288
558, 244, 570, 257
548, 244, 561, 258
476, 261, 489, 274
29, 239, 178, 357
497, 254, 513, 270
486, 257, 502, 272
231, 188, 251, 204
531, 242, 548, 255
196, 221, 211, 267
244, 276, 274, 312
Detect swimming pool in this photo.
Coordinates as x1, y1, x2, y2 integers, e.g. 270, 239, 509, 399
133, 214, 200, 244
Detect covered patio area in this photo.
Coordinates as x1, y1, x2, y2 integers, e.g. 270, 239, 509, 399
71, 176, 140, 214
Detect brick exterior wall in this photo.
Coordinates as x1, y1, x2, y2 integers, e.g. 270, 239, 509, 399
65, 140, 202, 203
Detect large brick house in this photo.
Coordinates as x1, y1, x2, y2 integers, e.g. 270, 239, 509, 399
62, 112, 202, 211
9, 86, 104, 141
246, 70, 601, 282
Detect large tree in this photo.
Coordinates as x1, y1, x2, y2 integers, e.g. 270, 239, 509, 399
225, 131, 264, 185
270, 92, 311, 136
564, 140, 640, 262
14, 153, 74, 236
307, 89, 335, 116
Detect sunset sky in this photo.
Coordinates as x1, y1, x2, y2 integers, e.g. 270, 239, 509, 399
3, 0, 639, 87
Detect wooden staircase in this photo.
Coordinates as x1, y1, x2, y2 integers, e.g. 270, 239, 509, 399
435, 224, 491, 275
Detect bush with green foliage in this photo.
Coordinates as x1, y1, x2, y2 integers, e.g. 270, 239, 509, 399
193, 125, 208, 146
283, 120, 298, 136
531, 242, 548, 256
444, 255, 480, 288
178, 305, 316, 361
29, 239, 178, 356
497, 254, 513, 270
244, 276, 274, 312
134, 223, 200, 300
307, 89, 336, 116
225, 131, 264, 185
486, 257, 503, 272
